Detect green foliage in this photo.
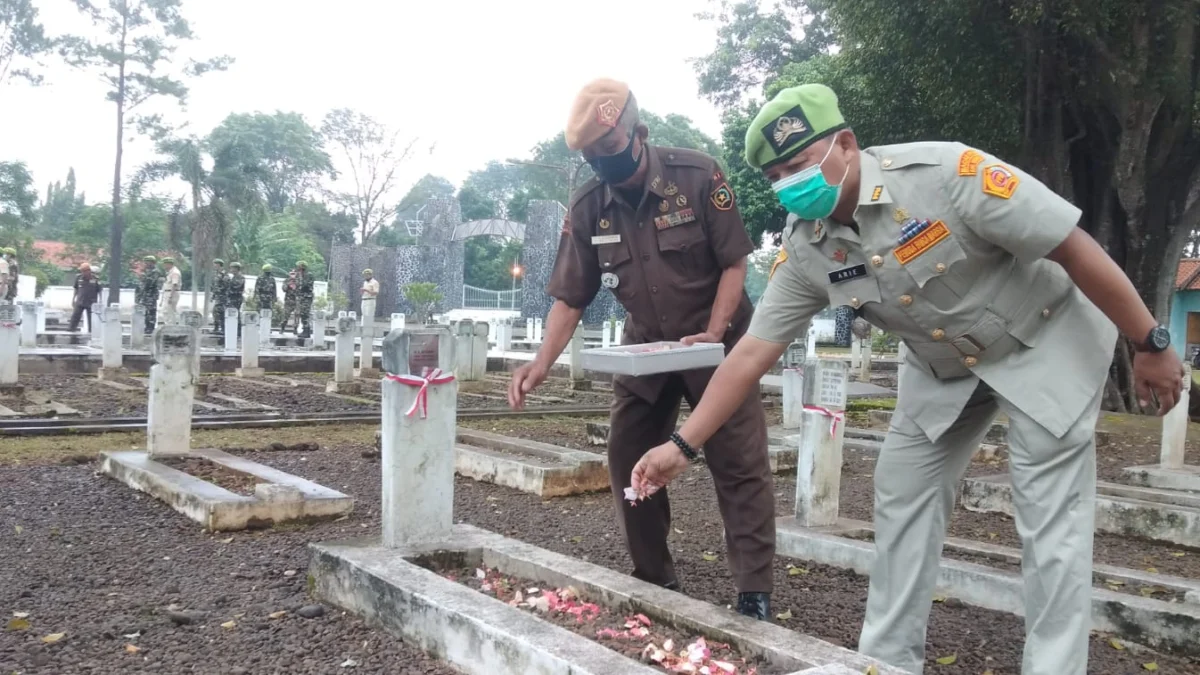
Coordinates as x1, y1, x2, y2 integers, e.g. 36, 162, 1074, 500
396, 174, 455, 221
718, 104, 787, 246
0, 0, 51, 86
289, 199, 356, 263
402, 282, 442, 323
464, 237, 523, 289
321, 108, 412, 241
0, 160, 37, 236
230, 210, 325, 280
36, 168, 86, 239
744, 244, 778, 303
206, 111, 333, 213
66, 200, 174, 286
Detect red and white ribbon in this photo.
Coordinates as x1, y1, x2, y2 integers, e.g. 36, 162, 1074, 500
384, 368, 456, 418
803, 404, 845, 437
0, 322, 17, 329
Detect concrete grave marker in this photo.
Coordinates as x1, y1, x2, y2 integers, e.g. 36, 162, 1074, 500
258, 308, 272, 348
35, 300, 45, 334
390, 313, 405, 332
224, 307, 239, 353
782, 340, 808, 430
806, 328, 817, 358
569, 322, 588, 390
0, 303, 20, 391
858, 329, 872, 382
98, 304, 124, 379
796, 359, 848, 527
147, 325, 196, 457
356, 318, 380, 379
326, 315, 360, 394
471, 321, 489, 380
380, 326, 457, 547
181, 310, 205, 395
19, 301, 36, 348
525, 317, 534, 344
1161, 363, 1192, 470
454, 319, 476, 380
602, 320, 613, 349
496, 319, 513, 352
533, 317, 543, 344
310, 309, 329, 349
131, 304, 146, 350
236, 311, 264, 377
615, 319, 625, 345
91, 302, 102, 342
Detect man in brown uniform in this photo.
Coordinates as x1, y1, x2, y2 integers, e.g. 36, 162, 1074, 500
507, 78, 776, 619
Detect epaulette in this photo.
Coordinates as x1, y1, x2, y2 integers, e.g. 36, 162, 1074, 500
660, 146, 716, 171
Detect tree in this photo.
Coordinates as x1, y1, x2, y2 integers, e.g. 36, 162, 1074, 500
37, 168, 87, 238
206, 111, 333, 213
402, 281, 442, 324
60, 0, 231, 300
289, 199, 355, 264
395, 173, 455, 222
0, 0, 51, 87
463, 236, 523, 289
0, 160, 37, 236
320, 108, 415, 242
230, 210, 324, 278
66, 198, 174, 286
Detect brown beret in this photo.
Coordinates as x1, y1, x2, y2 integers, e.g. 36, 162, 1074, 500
565, 78, 631, 151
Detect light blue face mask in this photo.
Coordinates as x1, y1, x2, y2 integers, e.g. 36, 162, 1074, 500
771, 136, 848, 221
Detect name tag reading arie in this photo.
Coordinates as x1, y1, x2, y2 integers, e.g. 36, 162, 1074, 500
827, 264, 867, 284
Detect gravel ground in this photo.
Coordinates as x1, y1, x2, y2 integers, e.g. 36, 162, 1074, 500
3, 422, 1196, 674
204, 378, 376, 414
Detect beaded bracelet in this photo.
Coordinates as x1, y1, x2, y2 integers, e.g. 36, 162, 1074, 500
669, 431, 700, 462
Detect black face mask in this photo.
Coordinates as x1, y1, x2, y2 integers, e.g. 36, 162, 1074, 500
587, 129, 644, 185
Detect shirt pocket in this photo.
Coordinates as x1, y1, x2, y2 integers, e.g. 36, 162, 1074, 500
824, 273, 883, 312
656, 221, 714, 277
598, 241, 637, 301
898, 234, 970, 309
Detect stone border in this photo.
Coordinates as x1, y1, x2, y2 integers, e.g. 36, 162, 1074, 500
960, 473, 1200, 548
774, 517, 1200, 656
100, 448, 353, 531
1123, 464, 1200, 492
309, 523, 905, 675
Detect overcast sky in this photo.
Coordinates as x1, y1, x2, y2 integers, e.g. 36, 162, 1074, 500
2, 0, 727, 205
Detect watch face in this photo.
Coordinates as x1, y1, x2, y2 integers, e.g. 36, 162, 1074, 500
1151, 326, 1171, 351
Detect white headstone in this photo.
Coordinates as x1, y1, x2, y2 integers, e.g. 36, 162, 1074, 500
259, 308, 272, 348
859, 330, 872, 382
795, 359, 848, 527
19, 301, 36, 348
181, 310, 204, 380
1161, 364, 1192, 469
147, 325, 196, 457
390, 313, 406, 332
454, 319, 476, 380
615, 320, 625, 346
223, 307, 239, 353
602, 320, 613, 349
570, 322, 584, 383
310, 310, 328, 349
806, 328, 817, 357
35, 300, 45, 334
101, 304, 123, 369
381, 326, 457, 547
130, 304, 146, 350
90, 302, 102, 343
333, 315, 356, 383
781, 341, 808, 430
497, 319, 513, 352
525, 318, 534, 344
850, 336, 862, 370
472, 322, 489, 380
0, 304, 19, 385
237, 311, 263, 377
533, 318, 543, 344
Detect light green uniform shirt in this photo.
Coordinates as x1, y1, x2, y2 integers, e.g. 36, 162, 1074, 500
750, 141, 1117, 442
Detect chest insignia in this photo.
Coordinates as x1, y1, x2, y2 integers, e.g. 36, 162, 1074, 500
599, 218, 610, 230
664, 182, 679, 196
654, 208, 696, 230
676, 194, 688, 207
828, 264, 867, 284
893, 207, 909, 223
659, 200, 670, 213
893, 220, 950, 265
831, 249, 847, 263
601, 272, 620, 289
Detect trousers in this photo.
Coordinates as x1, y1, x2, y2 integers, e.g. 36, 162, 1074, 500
858, 380, 1101, 675
361, 298, 376, 326
607, 370, 775, 593
68, 304, 91, 332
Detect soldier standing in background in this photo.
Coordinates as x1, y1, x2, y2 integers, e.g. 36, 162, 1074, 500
255, 264, 277, 323
159, 258, 182, 324
0, 249, 10, 301
138, 255, 161, 334
226, 262, 246, 332
210, 258, 228, 335
68, 263, 102, 332
281, 269, 298, 334
295, 261, 314, 339
3, 248, 18, 301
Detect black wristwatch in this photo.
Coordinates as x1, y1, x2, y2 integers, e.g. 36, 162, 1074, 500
1136, 325, 1171, 353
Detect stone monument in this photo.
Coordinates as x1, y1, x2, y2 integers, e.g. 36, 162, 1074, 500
19, 301, 36, 348
236, 311, 264, 378
795, 359, 848, 527
147, 325, 196, 457
0, 303, 22, 395
327, 314, 361, 394
98, 304, 124, 380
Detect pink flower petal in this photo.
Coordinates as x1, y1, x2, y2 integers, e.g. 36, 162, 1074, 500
635, 613, 652, 626
712, 661, 736, 674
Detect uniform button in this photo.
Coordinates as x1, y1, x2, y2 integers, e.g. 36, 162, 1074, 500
849, 297, 860, 309
931, 328, 945, 341
882, 158, 893, 168
642, 253, 650, 261
899, 295, 913, 306
871, 255, 883, 267
603, 262, 611, 268
963, 356, 978, 368
935, 262, 947, 273
651, 286, 658, 293
1042, 308, 1051, 318
668, 153, 676, 160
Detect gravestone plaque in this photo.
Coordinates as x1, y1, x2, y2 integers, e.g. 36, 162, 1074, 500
409, 332, 440, 376
784, 341, 807, 369
818, 363, 848, 409
154, 326, 193, 359
0, 303, 18, 323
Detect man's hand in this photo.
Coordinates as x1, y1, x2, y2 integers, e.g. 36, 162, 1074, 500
680, 329, 725, 346
1133, 348, 1187, 416
508, 361, 549, 410
630, 441, 691, 498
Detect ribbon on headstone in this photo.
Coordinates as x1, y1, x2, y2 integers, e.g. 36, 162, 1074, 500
0, 322, 17, 329
383, 368, 456, 418
803, 404, 845, 437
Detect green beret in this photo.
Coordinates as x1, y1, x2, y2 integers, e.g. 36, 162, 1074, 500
143, 255, 157, 263
162, 257, 176, 264
213, 258, 225, 266
296, 261, 307, 269
744, 84, 848, 170
262, 264, 272, 272
363, 268, 373, 276
3, 247, 14, 255
230, 261, 242, 269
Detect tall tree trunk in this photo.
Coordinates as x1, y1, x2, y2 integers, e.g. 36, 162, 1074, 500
107, 12, 129, 303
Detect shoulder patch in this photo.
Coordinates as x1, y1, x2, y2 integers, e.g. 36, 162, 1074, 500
710, 182, 734, 211
981, 164, 1019, 199
769, 247, 788, 280
957, 149, 985, 177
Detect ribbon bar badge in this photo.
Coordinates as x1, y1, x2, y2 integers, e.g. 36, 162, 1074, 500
654, 208, 696, 230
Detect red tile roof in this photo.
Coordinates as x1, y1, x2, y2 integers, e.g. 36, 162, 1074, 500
1178, 259, 1200, 291
33, 240, 91, 268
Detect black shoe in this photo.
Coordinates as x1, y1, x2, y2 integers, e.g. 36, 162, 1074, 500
662, 580, 682, 593
736, 592, 770, 620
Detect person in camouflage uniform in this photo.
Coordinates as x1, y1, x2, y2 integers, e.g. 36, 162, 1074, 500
255, 264, 277, 323
136, 255, 161, 334
226, 262, 246, 333
295, 261, 315, 338
3, 248, 18, 301
281, 269, 299, 334
210, 258, 228, 335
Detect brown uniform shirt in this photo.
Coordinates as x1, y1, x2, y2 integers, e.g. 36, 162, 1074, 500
548, 145, 755, 347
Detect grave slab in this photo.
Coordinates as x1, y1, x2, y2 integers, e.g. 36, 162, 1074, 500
960, 473, 1200, 548
453, 428, 609, 497
100, 447, 353, 531
775, 517, 1200, 657
309, 524, 903, 675
1122, 463, 1200, 492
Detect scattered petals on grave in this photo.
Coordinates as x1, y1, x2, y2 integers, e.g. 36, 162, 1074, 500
124, 643, 141, 654
1143, 662, 1159, 671
41, 632, 65, 644
6, 617, 30, 631
220, 620, 237, 629
452, 566, 768, 674
934, 654, 957, 665
1109, 637, 1126, 651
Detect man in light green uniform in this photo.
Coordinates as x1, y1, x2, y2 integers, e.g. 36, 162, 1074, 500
628, 84, 1187, 675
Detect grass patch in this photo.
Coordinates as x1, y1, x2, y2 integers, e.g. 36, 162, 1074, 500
0, 424, 379, 467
